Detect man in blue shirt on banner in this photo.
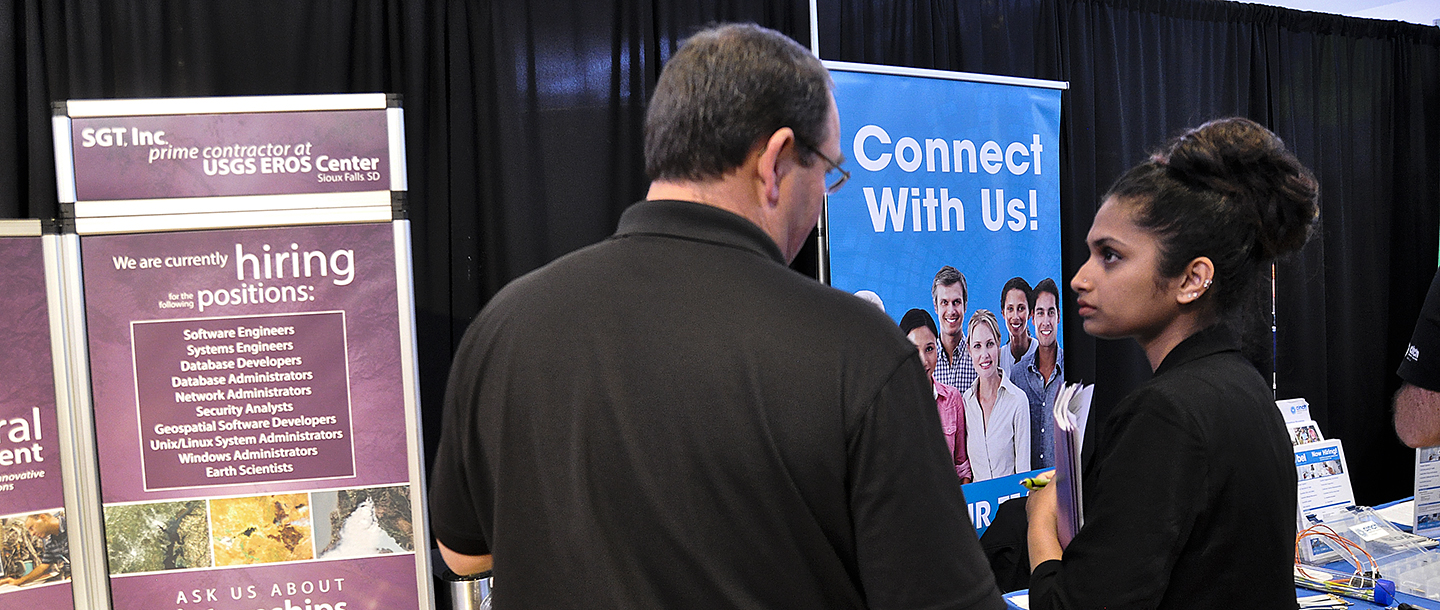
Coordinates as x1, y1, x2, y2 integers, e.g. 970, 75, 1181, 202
934, 266, 979, 392
429, 22, 1004, 610
1011, 278, 1064, 468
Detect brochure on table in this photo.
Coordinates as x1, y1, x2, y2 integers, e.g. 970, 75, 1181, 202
0, 221, 78, 609
52, 94, 433, 610
1275, 400, 1357, 514
1297, 440, 1355, 516
1415, 447, 1440, 539
1288, 419, 1325, 446
1277, 397, 1312, 424
1277, 400, 1363, 561
1296, 439, 1358, 562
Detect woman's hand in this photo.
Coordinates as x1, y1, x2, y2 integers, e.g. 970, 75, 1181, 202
1026, 470, 1063, 570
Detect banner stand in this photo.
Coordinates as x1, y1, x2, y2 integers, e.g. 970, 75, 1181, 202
52, 230, 109, 610
821, 60, 1069, 523
0, 220, 87, 609
52, 94, 434, 610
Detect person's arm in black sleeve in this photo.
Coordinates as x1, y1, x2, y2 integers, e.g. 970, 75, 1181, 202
429, 327, 495, 576
1396, 269, 1440, 448
849, 354, 1006, 610
1028, 388, 1203, 609
432, 430, 493, 575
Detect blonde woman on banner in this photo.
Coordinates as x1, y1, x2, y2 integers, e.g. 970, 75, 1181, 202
963, 309, 1030, 481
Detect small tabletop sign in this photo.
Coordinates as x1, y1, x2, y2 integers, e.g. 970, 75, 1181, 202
1414, 446, 1440, 539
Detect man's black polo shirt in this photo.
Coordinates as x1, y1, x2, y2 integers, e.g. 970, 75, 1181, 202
430, 200, 1002, 609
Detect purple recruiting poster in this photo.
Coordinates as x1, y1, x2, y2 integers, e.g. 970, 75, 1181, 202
0, 236, 74, 609
69, 109, 389, 201
81, 223, 420, 610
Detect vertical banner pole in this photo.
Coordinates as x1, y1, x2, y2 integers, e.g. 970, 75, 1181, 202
54, 232, 112, 610
54, 231, 110, 610
394, 219, 436, 610
809, 0, 820, 57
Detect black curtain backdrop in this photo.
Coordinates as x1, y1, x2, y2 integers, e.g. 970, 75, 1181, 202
820, 0, 1440, 504
2, 0, 1437, 505
0, 0, 810, 476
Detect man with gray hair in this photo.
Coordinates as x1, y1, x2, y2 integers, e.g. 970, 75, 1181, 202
430, 23, 1002, 609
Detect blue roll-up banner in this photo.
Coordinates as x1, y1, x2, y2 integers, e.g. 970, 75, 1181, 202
962, 469, 1047, 536
824, 62, 1066, 530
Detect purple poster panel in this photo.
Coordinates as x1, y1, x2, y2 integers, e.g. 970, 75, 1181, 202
81, 224, 421, 609
110, 552, 417, 610
132, 311, 357, 491
0, 236, 74, 608
70, 109, 389, 201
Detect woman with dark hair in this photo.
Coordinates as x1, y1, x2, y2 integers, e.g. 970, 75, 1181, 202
899, 308, 973, 484
1026, 117, 1317, 608
998, 276, 1036, 374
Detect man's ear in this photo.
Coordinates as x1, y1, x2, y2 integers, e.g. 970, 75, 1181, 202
757, 127, 796, 207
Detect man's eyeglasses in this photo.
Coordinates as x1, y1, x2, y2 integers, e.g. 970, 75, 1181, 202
805, 143, 850, 195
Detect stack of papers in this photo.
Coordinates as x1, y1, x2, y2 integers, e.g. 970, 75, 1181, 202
1052, 382, 1093, 549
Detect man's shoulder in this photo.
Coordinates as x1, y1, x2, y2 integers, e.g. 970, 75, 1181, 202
472, 231, 911, 359
1121, 356, 1255, 426
483, 239, 615, 303
786, 282, 920, 357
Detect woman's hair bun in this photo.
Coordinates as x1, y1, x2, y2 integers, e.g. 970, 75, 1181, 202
1158, 117, 1319, 261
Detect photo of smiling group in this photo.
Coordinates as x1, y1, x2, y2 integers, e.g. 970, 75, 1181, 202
875, 267, 1064, 484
